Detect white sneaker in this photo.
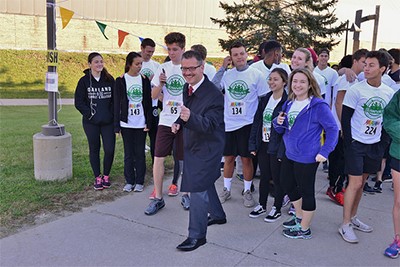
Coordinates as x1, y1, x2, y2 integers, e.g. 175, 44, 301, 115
123, 183, 134, 192
282, 195, 290, 207
243, 190, 255, 208
219, 187, 231, 203
339, 223, 359, 243
133, 184, 144, 192
351, 216, 373, 232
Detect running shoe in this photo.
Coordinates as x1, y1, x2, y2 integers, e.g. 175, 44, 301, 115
102, 175, 111, 188
384, 238, 400, 259
283, 227, 312, 239
219, 187, 231, 203
351, 216, 373, 232
249, 204, 266, 218
338, 223, 359, 243
93, 176, 103, 190
264, 206, 281, 223
168, 184, 179, 196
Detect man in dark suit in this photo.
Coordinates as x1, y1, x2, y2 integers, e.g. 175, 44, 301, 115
172, 50, 227, 251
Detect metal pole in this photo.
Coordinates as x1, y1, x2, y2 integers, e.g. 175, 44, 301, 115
344, 20, 349, 56
44, 0, 65, 136
371, 5, 380, 51
352, 10, 362, 53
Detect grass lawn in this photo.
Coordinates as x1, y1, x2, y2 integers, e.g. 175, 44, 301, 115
0, 105, 172, 237
0, 49, 224, 99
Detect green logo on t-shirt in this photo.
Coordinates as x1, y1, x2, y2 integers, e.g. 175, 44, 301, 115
127, 84, 143, 102
362, 97, 386, 119
227, 80, 250, 100
263, 108, 273, 124
288, 111, 299, 128
166, 74, 185, 96
141, 68, 154, 78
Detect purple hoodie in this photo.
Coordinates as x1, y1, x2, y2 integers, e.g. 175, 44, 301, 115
273, 97, 338, 164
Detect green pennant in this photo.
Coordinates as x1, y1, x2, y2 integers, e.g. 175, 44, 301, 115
95, 21, 109, 40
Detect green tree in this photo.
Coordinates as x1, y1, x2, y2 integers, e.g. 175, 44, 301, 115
211, 0, 347, 54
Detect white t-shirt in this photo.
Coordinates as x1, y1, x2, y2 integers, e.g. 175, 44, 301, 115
287, 98, 311, 129
141, 59, 161, 107
331, 75, 358, 130
343, 80, 394, 144
152, 61, 185, 127
251, 61, 291, 91
313, 71, 327, 97
262, 96, 281, 142
120, 73, 146, 129
314, 66, 339, 106
221, 67, 268, 131
358, 72, 398, 91
204, 63, 216, 81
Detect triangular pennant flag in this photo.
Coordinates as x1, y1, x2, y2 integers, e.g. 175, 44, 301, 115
59, 7, 74, 29
138, 37, 144, 42
118, 30, 129, 47
95, 21, 109, 40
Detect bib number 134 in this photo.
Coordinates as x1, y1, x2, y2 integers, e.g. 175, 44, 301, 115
232, 106, 242, 115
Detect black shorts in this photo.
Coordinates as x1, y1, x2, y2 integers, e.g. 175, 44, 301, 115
344, 140, 384, 176
154, 125, 183, 160
224, 124, 252, 158
390, 156, 400, 172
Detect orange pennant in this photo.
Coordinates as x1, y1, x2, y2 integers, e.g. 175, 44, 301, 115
59, 7, 74, 29
118, 30, 129, 47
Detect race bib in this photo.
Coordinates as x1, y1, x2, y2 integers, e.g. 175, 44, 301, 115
166, 100, 182, 116
262, 126, 271, 142
129, 103, 142, 116
229, 101, 246, 116
364, 119, 379, 136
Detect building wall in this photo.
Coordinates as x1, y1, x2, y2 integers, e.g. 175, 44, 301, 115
0, 0, 232, 57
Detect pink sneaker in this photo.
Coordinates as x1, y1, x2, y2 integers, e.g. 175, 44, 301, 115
168, 184, 179, 196
149, 188, 156, 200
102, 175, 111, 188
93, 176, 103, 191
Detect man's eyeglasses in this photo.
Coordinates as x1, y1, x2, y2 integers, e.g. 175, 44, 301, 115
180, 65, 201, 72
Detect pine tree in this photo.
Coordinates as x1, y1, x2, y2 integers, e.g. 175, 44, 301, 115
211, 0, 347, 54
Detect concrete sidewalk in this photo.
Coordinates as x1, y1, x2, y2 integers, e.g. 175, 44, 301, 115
0, 168, 396, 266
0, 99, 74, 106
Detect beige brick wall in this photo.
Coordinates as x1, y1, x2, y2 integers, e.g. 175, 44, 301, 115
0, 13, 229, 57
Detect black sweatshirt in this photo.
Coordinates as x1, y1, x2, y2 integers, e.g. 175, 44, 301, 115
74, 69, 115, 125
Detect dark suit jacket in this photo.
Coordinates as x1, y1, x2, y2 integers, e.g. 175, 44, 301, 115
176, 76, 225, 193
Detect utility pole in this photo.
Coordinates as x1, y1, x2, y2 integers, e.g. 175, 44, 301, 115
352, 5, 380, 53
33, 0, 72, 181
43, 0, 65, 136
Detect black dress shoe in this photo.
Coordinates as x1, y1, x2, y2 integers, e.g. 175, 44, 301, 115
207, 216, 227, 226
176, 237, 206, 251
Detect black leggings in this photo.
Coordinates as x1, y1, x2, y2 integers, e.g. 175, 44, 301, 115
257, 142, 285, 211
121, 127, 147, 185
82, 121, 115, 178
280, 156, 319, 211
328, 132, 345, 193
